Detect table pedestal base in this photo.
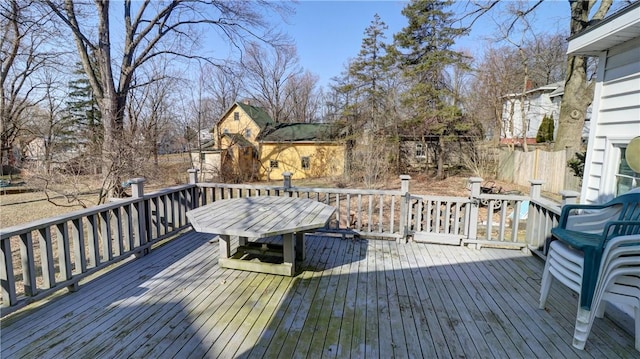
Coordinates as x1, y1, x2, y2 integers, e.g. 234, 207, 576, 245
218, 233, 305, 276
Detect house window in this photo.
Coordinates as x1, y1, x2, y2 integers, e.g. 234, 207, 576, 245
223, 128, 229, 134
245, 129, 252, 138
615, 147, 639, 196
415, 143, 426, 158
301, 156, 310, 170
234, 112, 239, 121
270, 160, 279, 168
200, 152, 206, 161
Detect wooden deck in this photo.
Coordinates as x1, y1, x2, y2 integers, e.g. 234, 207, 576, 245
1, 231, 637, 358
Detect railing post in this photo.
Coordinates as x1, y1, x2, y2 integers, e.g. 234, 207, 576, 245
129, 177, 149, 256
283, 172, 292, 197
130, 177, 145, 198
560, 190, 579, 206
188, 169, 200, 209
526, 179, 546, 251
188, 168, 198, 184
467, 177, 482, 247
399, 175, 411, 244
529, 179, 544, 199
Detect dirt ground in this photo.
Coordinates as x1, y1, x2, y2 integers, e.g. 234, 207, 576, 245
0, 168, 532, 230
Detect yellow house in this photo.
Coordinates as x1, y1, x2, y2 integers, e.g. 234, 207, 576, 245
258, 123, 345, 180
209, 101, 344, 181
211, 101, 275, 181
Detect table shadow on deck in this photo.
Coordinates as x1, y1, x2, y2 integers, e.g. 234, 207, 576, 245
1, 231, 637, 359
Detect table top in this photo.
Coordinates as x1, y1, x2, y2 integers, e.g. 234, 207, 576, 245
186, 196, 336, 238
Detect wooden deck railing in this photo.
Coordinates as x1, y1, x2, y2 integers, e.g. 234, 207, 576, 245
196, 180, 406, 240
0, 179, 198, 314
1, 169, 574, 314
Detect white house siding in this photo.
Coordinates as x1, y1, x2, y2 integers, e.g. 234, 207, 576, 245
582, 36, 640, 204
190, 151, 222, 181
501, 84, 561, 142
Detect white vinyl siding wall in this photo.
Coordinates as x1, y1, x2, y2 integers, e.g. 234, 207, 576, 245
582, 36, 640, 204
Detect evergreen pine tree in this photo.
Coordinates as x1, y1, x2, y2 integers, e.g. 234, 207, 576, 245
64, 63, 103, 174
392, 0, 470, 179
536, 114, 555, 143
348, 13, 392, 128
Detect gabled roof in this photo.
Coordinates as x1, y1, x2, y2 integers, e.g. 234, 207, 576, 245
199, 139, 216, 150
223, 133, 255, 148
502, 81, 563, 99
216, 101, 275, 130
258, 123, 339, 142
236, 102, 275, 129
548, 83, 565, 98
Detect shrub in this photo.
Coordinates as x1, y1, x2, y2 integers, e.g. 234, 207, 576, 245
567, 151, 586, 179
536, 114, 555, 143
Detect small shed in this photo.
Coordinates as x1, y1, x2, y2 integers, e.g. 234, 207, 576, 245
190, 140, 222, 181
567, 2, 640, 203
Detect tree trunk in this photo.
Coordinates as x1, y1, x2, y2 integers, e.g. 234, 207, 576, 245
554, 0, 612, 151
436, 136, 445, 179
554, 54, 592, 150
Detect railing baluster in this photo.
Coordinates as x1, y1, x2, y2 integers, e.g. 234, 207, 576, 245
55, 223, 72, 282
444, 202, 451, 234
356, 194, 362, 231
368, 195, 373, 233
20, 232, 36, 296
88, 214, 100, 267
0, 237, 16, 306
336, 193, 341, 229
72, 219, 87, 273
112, 208, 123, 256
346, 194, 351, 229
100, 211, 112, 261
38, 227, 55, 289
425, 201, 432, 233
390, 196, 396, 234
378, 196, 383, 233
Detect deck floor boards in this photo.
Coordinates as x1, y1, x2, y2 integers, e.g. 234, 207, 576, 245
2, 231, 637, 359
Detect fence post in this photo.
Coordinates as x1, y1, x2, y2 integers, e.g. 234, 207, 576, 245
467, 177, 482, 248
188, 169, 200, 209
129, 177, 149, 256
526, 179, 545, 251
399, 175, 411, 244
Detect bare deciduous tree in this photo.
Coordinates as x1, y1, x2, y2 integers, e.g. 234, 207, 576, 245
44, 0, 291, 199
1, 0, 57, 176
127, 61, 179, 168
203, 64, 245, 120
242, 42, 301, 123
284, 71, 321, 122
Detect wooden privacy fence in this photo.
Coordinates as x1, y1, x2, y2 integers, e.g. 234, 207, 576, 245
498, 148, 581, 193
1, 169, 576, 314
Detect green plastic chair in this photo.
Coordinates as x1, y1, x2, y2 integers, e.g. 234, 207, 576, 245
550, 192, 640, 311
